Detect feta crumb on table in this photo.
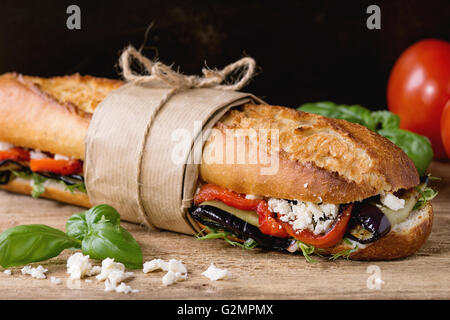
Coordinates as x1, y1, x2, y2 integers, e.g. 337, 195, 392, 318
96, 258, 133, 285
50, 277, 62, 285
21, 265, 48, 279
202, 263, 231, 281
143, 258, 188, 286
66, 252, 94, 280
3, 270, 12, 276
162, 270, 187, 286
143, 259, 169, 273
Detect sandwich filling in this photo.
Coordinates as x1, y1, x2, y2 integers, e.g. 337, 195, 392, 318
188, 179, 435, 254
0, 141, 85, 197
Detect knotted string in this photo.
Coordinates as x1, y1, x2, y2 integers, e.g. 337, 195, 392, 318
119, 45, 256, 91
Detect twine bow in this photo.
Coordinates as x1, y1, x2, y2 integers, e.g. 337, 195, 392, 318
119, 46, 256, 91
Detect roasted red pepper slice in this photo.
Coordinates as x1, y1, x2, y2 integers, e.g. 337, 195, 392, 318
30, 159, 83, 176
280, 204, 353, 248
0, 148, 30, 162
256, 200, 290, 238
194, 184, 260, 211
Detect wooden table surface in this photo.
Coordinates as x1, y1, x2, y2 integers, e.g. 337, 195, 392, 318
0, 161, 449, 300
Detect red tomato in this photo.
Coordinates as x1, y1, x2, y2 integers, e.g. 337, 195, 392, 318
387, 39, 450, 159
442, 100, 450, 158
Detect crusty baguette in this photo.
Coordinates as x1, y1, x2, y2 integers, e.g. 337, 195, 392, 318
0, 177, 91, 208
201, 104, 420, 204
0, 73, 122, 160
324, 202, 433, 260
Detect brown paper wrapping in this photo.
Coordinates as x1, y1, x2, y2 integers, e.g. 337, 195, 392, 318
84, 81, 263, 235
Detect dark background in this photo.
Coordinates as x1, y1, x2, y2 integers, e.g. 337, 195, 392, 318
0, 0, 448, 109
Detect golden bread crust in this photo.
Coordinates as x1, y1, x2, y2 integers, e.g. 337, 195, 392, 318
323, 202, 433, 260
201, 104, 419, 203
0, 178, 91, 208
0, 73, 122, 159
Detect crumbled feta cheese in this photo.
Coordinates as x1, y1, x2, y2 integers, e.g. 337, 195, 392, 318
168, 259, 187, 274
268, 198, 339, 235
67, 253, 93, 280
162, 270, 187, 286
21, 266, 32, 275
143, 259, 169, 273
30, 150, 49, 160
54, 154, 71, 161
303, 183, 308, 188
50, 277, 62, 285
380, 192, 405, 211
0, 141, 14, 151
104, 279, 116, 292
115, 282, 139, 294
3, 269, 12, 276
104, 280, 138, 293
144, 258, 188, 286
89, 266, 101, 276
93, 258, 137, 293
21, 265, 48, 279
202, 264, 231, 281
267, 198, 292, 215
96, 258, 133, 286
245, 194, 263, 200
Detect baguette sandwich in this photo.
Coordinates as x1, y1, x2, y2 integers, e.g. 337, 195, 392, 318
0, 73, 434, 260
188, 104, 434, 260
0, 73, 122, 207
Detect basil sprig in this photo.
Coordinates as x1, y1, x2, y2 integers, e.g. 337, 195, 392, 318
0, 204, 143, 269
66, 205, 142, 269
298, 102, 433, 175
0, 225, 80, 268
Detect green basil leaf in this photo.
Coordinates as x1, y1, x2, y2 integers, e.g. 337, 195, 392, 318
31, 173, 46, 198
298, 102, 376, 130
85, 204, 121, 227
0, 224, 80, 268
378, 128, 433, 175
371, 110, 400, 130
81, 223, 143, 269
66, 212, 88, 241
